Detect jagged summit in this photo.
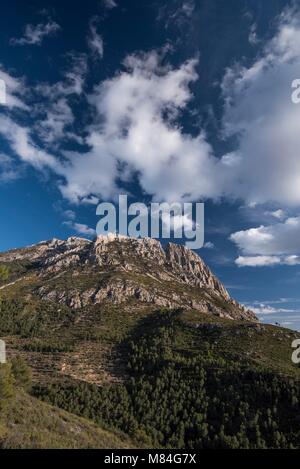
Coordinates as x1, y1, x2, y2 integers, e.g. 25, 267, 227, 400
0, 235, 256, 321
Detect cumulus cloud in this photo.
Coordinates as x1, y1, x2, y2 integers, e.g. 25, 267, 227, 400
231, 215, 300, 266
231, 216, 300, 256
228, 9, 300, 269
59, 50, 223, 203
11, 20, 60, 46
4, 4, 300, 236
221, 6, 300, 206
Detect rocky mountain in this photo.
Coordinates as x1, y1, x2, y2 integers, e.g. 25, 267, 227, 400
0, 234, 255, 321
0, 234, 256, 386
1, 235, 300, 449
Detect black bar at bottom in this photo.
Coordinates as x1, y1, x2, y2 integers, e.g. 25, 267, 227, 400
0, 449, 299, 465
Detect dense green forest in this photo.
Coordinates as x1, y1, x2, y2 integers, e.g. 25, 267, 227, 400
35, 310, 300, 449
0, 298, 74, 338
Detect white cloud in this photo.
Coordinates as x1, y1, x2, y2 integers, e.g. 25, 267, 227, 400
230, 216, 300, 256
248, 23, 259, 46
268, 209, 286, 220
0, 67, 28, 110
33, 54, 88, 146
64, 210, 76, 221
0, 114, 59, 170
204, 241, 214, 249
158, 0, 195, 29
181, 0, 195, 18
59, 50, 222, 203
4, 5, 300, 224
249, 298, 300, 305
221, 7, 300, 206
64, 220, 96, 237
0, 60, 87, 181
81, 196, 100, 205
235, 255, 282, 267
88, 24, 104, 59
0, 67, 59, 176
249, 303, 297, 315
231, 215, 300, 266
160, 211, 195, 235
103, 0, 117, 9
284, 255, 300, 265
235, 255, 300, 267
11, 20, 60, 46
0, 153, 20, 182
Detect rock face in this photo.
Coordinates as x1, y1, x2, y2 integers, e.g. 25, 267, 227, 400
0, 234, 257, 321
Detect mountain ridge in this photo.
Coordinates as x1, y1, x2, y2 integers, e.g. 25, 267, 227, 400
0, 234, 256, 322
1, 236, 300, 450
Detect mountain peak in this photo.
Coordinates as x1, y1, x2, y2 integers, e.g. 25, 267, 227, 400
0, 236, 256, 322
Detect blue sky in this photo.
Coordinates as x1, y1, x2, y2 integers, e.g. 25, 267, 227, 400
1, 0, 300, 329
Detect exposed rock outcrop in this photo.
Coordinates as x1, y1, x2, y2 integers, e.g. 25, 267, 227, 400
0, 234, 257, 321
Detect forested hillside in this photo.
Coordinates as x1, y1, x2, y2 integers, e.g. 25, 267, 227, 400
0, 237, 299, 449
35, 310, 300, 449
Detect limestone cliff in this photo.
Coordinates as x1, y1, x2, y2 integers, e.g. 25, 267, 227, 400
0, 234, 256, 321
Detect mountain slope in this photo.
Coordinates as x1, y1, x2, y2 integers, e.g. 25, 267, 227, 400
36, 309, 300, 449
0, 236, 300, 449
0, 389, 139, 449
0, 235, 256, 385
